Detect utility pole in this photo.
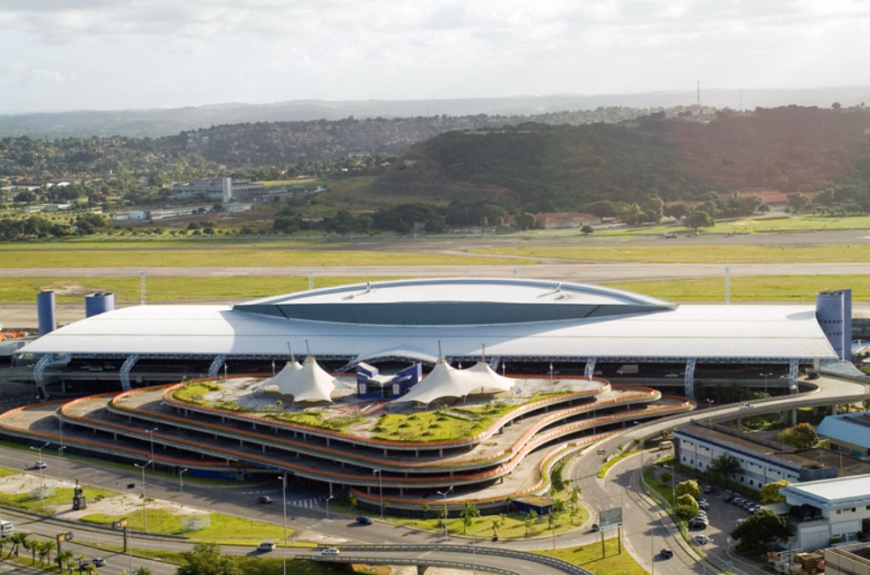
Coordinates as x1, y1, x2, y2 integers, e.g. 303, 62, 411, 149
724, 265, 731, 305
140, 269, 147, 305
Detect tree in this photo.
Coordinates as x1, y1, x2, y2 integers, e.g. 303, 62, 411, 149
673, 504, 699, 522
788, 193, 811, 214
461, 501, 480, 534
664, 203, 689, 221
731, 509, 788, 556
524, 509, 537, 536
580, 224, 594, 235
761, 480, 790, 504
676, 494, 699, 510
515, 212, 536, 230
42, 539, 56, 566
132, 567, 153, 575
27, 538, 39, 564
421, 503, 430, 518
777, 423, 818, 449
547, 512, 557, 530
176, 543, 242, 575
675, 480, 700, 499
685, 209, 714, 230
708, 454, 742, 482
491, 515, 504, 537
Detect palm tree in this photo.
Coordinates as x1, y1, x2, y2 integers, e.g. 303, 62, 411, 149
57, 549, 74, 573
0, 536, 5, 559
28, 538, 41, 565
42, 540, 56, 566
461, 502, 480, 534
708, 454, 742, 483
9, 532, 29, 558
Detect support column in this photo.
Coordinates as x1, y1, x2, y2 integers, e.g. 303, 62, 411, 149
684, 359, 696, 400
788, 359, 800, 393
416, 566, 428, 575
208, 355, 227, 378
584, 359, 597, 379
33, 354, 52, 399
119, 354, 140, 393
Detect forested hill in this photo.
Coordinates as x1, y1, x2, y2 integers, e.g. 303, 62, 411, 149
372, 106, 870, 210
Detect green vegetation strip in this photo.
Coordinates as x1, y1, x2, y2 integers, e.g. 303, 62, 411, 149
642, 467, 675, 505
389, 507, 589, 539
539, 537, 647, 575
596, 450, 638, 479
603, 275, 870, 302
0, 247, 532, 268
475, 242, 870, 264
79, 508, 293, 542
0, 276, 402, 303
372, 402, 513, 441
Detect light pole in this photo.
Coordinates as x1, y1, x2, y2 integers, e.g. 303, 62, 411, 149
145, 428, 158, 471
30, 442, 50, 510
179, 468, 188, 494
437, 486, 454, 542
705, 398, 715, 429
133, 461, 151, 533
58, 420, 64, 453
760, 372, 772, 395
281, 474, 288, 575
325, 495, 334, 521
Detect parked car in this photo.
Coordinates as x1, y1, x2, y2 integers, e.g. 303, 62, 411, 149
694, 535, 710, 545
258, 495, 273, 504
689, 519, 708, 530
257, 542, 276, 552
733, 497, 746, 507
697, 499, 710, 510
724, 493, 736, 503
749, 504, 762, 513
702, 485, 715, 494
659, 548, 674, 559
356, 516, 373, 526
742, 501, 755, 511
321, 547, 340, 556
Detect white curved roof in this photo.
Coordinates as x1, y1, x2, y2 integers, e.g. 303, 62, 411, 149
268, 356, 342, 403
18, 279, 839, 363
393, 360, 515, 404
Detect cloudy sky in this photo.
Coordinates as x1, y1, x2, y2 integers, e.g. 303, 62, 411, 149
1, 0, 869, 113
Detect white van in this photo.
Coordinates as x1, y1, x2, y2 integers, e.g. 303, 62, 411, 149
0, 520, 14, 537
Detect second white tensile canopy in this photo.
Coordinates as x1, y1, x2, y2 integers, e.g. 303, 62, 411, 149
264, 357, 343, 403
393, 359, 514, 404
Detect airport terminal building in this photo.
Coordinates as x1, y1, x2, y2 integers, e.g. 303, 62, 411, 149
18, 278, 839, 397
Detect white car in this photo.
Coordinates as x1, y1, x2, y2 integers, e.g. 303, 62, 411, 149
34, 461, 47, 470
694, 535, 710, 545
257, 541, 276, 552
321, 547, 340, 556
739, 402, 754, 410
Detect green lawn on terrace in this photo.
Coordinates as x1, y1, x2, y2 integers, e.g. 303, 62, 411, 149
603, 274, 870, 302
473, 242, 870, 264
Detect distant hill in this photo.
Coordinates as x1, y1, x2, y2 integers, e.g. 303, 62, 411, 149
2, 86, 869, 138
371, 106, 870, 210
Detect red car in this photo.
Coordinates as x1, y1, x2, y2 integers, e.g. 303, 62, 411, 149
258, 495, 273, 504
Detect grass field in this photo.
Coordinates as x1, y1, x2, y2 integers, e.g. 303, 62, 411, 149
391, 506, 589, 539
603, 275, 870, 302
372, 403, 511, 442
0, 276, 403, 302
474, 243, 870, 264
0, 247, 522, 268
614, 214, 870, 235
80, 508, 293, 543
539, 537, 646, 575
0, 486, 112, 512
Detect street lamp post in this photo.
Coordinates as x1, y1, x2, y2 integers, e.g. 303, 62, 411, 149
145, 428, 158, 471
179, 468, 188, 494
58, 421, 64, 453
436, 486, 454, 543
281, 474, 288, 575
30, 442, 50, 510
372, 469, 384, 519
325, 495, 335, 521
760, 372, 773, 395
133, 461, 151, 533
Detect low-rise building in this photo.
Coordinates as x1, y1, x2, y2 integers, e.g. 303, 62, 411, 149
826, 542, 870, 575
535, 212, 602, 229
673, 422, 838, 488
172, 178, 265, 203
818, 411, 870, 460
782, 474, 870, 550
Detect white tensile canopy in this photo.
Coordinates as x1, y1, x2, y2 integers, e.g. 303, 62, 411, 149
265, 357, 342, 403
393, 359, 514, 404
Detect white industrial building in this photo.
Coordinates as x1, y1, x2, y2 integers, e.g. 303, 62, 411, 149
818, 412, 870, 460
782, 474, 870, 550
